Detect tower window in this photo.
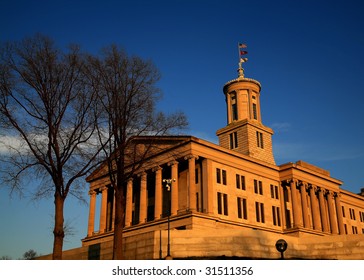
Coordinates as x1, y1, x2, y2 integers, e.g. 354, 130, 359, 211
229, 131, 238, 149
253, 103, 257, 120
231, 93, 238, 121
256, 131, 264, 148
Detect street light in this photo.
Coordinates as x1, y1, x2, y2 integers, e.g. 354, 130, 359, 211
275, 239, 288, 259
163, 178, 175, 260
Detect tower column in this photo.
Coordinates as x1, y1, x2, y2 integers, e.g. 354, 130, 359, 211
125, 178, 133, 227
334, 193, 345, 235
87, 190, 97, 236
99, 186, 108, 233
139, 172, 147, 224
169, 161, 179, 216
327, 191, 339, 234
318, 187, 330, 232
154, 166, 163, 220
309, 185, 321, 231
300, 182, 310, 228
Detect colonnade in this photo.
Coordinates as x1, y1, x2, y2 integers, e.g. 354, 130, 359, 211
86, 155, 201, 237
284, 179, 345, 234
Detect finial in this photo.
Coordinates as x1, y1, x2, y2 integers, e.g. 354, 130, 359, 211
238, 43, 248, 78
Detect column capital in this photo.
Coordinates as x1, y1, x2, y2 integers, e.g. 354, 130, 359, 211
100, 186, 108, 192
168, 160, 179, 166
152, 166, 163, 172
317, 186, 326, 193
137, 171, 147, 178
308, 184, 319, 192
89, 190, 97, 196
184, 154, 199, 161
298, 181, 309, 190
327, 190, 335, 197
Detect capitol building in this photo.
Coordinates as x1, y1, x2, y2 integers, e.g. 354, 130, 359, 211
40, 51, 364, 260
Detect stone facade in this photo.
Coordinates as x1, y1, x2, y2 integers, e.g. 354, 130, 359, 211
44, 66, 364, 260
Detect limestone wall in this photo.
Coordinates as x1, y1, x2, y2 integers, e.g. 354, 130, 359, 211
37, 228, 364, 260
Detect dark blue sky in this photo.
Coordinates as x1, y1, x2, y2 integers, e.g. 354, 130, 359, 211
1, 0, 364, 259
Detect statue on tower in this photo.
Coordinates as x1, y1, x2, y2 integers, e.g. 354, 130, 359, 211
238, 43, 248, 78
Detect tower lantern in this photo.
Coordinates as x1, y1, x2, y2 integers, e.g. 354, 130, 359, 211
216, 43, 275, 165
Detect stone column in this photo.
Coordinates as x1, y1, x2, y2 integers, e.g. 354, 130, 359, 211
169, 161, 179, 216
99, 186, 108, 233
202, 158, 214, 214
154, 166, 163, 220
279, 184, 287, 229
290, 179, 302, 228
185, 155, 198, 212
125, 178, 133, 227
87, 190, 97, 236
318, 187, 329, 232
334, 193, 345, 235
327, 191, 339, 234
300, 182, 310, 228
139, 172, 147, 224
309, 185, 321, 231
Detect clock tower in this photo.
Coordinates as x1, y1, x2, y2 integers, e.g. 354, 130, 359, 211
216, 44, 275, 165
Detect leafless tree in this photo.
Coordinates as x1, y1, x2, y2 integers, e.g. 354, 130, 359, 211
0, 35, 104, 259
86, 45, 188, 259
23, 249, 38, 260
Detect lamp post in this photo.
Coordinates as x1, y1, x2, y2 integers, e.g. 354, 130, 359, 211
275, 239, 288, 259
163, 178, 175, 260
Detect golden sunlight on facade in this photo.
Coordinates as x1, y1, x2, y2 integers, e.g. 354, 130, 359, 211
41, 57, 364, 260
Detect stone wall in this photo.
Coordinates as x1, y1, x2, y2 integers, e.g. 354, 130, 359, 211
37, 228, 364, 260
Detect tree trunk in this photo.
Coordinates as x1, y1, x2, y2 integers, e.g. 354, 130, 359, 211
52, 191, 65, 260
112, 184, 125, 260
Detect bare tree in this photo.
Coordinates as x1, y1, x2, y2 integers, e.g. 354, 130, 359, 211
0, 35, 104, 259
23, 249, 38, 260
86, 45, 188, 259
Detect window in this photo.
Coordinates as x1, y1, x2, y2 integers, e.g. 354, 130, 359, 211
352, 226, 358, 234
270, 184, 279, 199
216, 168, 221, 184
342, 206, 345, 218
231, 93, 238, 121
272, 206, 281, 226
350, 208, 356, 220
229, 131, 238, 149
359, 211, 364, 223
195, 168, 199, 184
236, 174, 246, 190
252, 103, 257, 120
237, 197, 248, 220
216, 168, 227, 185
254, 179, 263, 195
255, 202, 265, 223
256, 131, 264, 148
222, 170, 227, 185
217, 192, 228, 216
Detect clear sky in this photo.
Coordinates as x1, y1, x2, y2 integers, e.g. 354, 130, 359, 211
1, 0, 363, 259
